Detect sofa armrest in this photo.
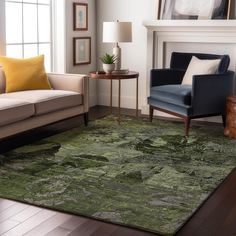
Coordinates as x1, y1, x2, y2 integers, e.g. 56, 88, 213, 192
151, 69, 185, 87
47, 73, 89, 113
192, 71, 235, 116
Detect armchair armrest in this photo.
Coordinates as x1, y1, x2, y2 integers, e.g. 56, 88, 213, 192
151, 69, 185, 87
47, 73, 89, 113
192, 71, 235, 116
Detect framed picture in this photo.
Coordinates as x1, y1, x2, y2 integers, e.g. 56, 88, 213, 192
212, 0, 231, 19
160, 0, 231, 20
157, 0, 162, 19
73, 3, 88, 31
73, 37, 91, 65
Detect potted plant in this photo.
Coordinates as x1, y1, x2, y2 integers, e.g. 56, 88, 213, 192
100, 53, 116, 74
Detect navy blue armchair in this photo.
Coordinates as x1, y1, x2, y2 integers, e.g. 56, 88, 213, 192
148, 52, 235, 136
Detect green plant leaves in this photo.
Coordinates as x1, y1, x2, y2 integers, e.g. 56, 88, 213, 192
100, 53, 117, 64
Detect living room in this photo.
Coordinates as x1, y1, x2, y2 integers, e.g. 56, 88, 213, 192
0, 0, 236, 235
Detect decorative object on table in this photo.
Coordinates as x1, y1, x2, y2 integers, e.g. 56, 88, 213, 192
73, 37, 91, 65
73, 2, 88, 31
2, 116, 236, 236
159, 0, 231, 20
100, 53, 116, 74
224, 96, 236, 138
148, 52, 235, 136
112, 69, 129, 74
103, 21, 132, 72
95, 71, 106, 75
90, 71, 139, 121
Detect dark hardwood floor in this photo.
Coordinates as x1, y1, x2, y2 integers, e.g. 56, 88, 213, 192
0, 106, 236, 236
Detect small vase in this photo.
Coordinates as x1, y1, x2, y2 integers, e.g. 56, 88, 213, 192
103, 63, 115, 74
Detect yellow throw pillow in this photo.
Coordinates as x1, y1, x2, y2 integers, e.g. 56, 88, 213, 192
0, 55, 51, 93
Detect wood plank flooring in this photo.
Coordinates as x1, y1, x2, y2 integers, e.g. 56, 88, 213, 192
0, 199, 155, 236
0, 106, 236, 235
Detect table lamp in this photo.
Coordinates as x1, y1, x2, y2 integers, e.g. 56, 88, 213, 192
103, 21, 132, 72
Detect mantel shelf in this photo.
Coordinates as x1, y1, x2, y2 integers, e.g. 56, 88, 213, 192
143, 20, 236, 32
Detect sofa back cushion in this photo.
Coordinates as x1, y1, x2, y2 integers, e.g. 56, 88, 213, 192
0, 67, 6, 94
170, 52, 230, 74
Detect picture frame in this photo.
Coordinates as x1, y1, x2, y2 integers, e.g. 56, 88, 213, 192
157, 0, 162, 19
159, 0, 231, 20
73, 3, 88, 31
73, 37, 91, 65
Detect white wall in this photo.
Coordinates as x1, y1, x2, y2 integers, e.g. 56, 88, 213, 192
52, 0, 66, 73
96, 0, 157, 109
65, 0, 97, 107
0, 0, 6, 56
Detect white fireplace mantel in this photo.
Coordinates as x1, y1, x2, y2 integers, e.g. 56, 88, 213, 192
143, 20, 236, 32
142, 20, 236, 115
144, 20, 236, 69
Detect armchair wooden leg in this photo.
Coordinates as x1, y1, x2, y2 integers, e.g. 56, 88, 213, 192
149, 106, 154, 122
222, 114, 226, 127
184, 117, 191, 137
84, 112, 89, 126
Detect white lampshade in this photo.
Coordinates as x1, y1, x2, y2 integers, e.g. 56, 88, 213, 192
103, 22, 132, 43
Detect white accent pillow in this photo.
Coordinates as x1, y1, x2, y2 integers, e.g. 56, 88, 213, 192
182, 56, 221, 85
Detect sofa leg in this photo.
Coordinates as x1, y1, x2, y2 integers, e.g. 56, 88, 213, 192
149, 106, 154, 122
222, 114, 226, 127
184, 117, 191, 137
84, 112, 89, 126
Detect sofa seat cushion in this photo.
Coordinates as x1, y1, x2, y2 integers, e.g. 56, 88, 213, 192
150, 85, 192, 107
0, 90, 83, 115
0, 99, 35, 126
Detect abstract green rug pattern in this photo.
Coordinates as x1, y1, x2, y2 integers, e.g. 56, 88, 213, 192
1, 116, 236, 235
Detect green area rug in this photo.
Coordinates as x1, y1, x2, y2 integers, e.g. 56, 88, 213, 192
0, 116, 236, 235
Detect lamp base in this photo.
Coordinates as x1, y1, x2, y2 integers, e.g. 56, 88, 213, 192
113, 44, 121, 70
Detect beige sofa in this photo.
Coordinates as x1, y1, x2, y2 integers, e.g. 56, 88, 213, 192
0, 67, 89, 140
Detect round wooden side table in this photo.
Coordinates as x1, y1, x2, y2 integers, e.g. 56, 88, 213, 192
224, 96, 236, 138
90, 71, 139, 123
